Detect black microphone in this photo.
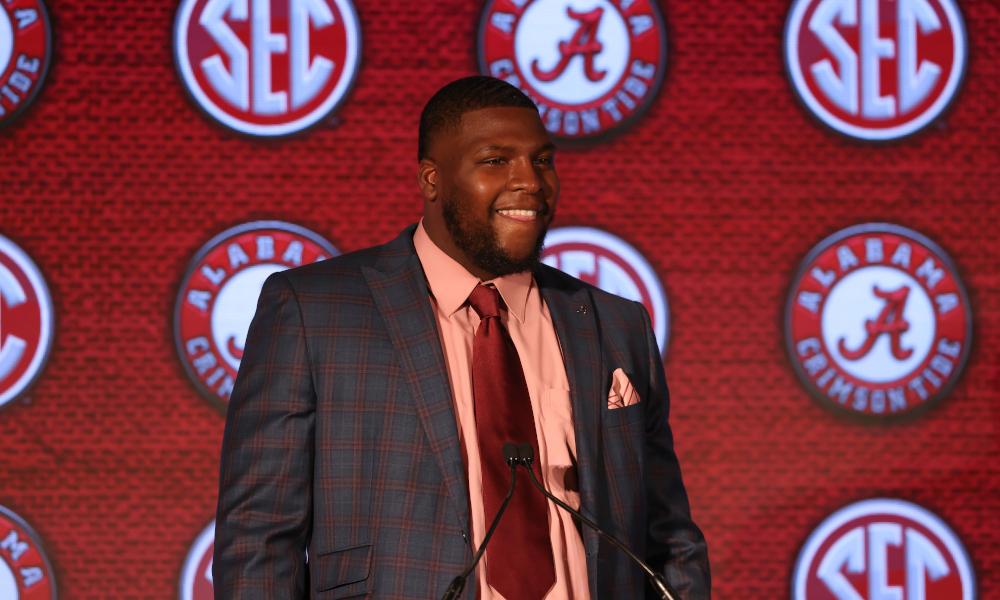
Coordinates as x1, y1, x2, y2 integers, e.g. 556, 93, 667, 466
441, 442, 521, 600
516, 442, 681, 600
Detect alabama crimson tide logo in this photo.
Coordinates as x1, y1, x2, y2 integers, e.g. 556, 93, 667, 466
0, 0, 52, 130
784, 0, 967, 141
0, 505, 56, 600
479, 0, 667, 141
179, 521, 214, 600
174, 222, 338, 407
0, 234, 54, 410
786, 224, 970, 420
793, 499, 975, 600
542, 226, 668, 355
173, 0, 361, 137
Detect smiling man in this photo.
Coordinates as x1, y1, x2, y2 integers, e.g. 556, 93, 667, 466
214, 76, 710, 600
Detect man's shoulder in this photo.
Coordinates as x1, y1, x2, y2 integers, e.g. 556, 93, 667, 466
536, 263, 648, 326
271, 226, 416, 295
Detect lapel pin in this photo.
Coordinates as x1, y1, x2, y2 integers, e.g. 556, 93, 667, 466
577, 305, 588, 314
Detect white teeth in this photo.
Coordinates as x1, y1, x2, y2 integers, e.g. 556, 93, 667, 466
498, 209, 538, 217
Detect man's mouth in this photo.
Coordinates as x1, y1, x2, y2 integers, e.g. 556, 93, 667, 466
497, 209, 539, 222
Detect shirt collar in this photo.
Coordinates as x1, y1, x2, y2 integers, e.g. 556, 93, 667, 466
413, 219, 532, 323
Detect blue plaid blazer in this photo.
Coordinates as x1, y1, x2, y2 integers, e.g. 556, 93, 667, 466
214, 224, 710, 600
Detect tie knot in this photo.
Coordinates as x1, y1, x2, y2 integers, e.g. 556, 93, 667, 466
468, 285, 502, 319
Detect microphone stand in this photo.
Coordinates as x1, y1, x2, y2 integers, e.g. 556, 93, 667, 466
441, 443, 521, 600
517, 442, 681, 600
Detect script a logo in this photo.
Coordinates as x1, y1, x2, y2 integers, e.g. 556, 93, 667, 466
785, 224, 970, 420
541, 226, 668, 356
837, 286, 912, 361
784, 0, 967, 141
174, 0, 361, 137
793, 499, 975, 600
174, 222, 338, 408
179, 521, 215, 600
531, 8, 605, 83
0, 235, 54, 410
0, 505, 56, 600
479, 0, 667, 141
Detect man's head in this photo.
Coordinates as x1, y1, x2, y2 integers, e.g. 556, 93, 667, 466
417, 76, 559, 281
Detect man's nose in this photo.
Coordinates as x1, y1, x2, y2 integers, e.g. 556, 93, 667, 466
508, 157, 543, 194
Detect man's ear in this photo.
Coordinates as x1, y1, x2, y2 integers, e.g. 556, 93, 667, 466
418, 159, 438, 202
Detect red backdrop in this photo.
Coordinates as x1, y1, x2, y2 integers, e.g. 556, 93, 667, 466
1, 0, 998, 598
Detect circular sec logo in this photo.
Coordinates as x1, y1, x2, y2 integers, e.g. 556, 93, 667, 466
793, 499, 975, 600
0, 0, 52, 130
0, 505, 56, 600
0, 234, 54, 410
173, 0, 361, 137
479, 0, 667, 142
179, 521, 214, 600
174, 222, 338, 407
785, 224, 970, 420
784, 0, 967, 141
542, 226, 668, 355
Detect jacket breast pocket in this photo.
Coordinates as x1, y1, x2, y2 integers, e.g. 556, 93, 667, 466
314, 543, 374, 596
604, 401, 645, 428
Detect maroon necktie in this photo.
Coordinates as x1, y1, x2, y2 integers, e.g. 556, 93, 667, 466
469, 285, 556, 600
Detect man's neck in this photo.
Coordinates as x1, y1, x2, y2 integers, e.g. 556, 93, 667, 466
421, 217, 498, 282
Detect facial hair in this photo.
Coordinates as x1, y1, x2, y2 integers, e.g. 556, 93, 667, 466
440, 189, 549, 278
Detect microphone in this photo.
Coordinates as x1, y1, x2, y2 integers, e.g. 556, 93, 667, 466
441, 442, 521, 600
516, 442, 681, 600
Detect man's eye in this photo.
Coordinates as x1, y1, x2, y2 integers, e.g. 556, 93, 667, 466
535, 157, 554, 165
484, 158, 505, 164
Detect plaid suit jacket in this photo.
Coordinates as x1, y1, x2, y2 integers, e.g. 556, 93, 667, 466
214, 224, 710, 600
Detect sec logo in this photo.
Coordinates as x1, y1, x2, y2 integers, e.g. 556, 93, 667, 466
784, 0, 967, 141
0, 505, 56, 600
174, 221, 338, 407
179, 521, 215, 600
786, 224, 970, 420
793, 499, 975, 600
478, 0, 667, 142
0, 234, 54, 410
0, 0, 52, 130
173, 0, 361, 137
542, 226, 668, 355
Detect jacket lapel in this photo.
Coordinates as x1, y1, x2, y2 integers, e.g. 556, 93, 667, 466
536, 266, 603, 567
363, 227, 470, 536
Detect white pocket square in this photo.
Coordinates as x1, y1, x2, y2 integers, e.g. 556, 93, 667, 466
608, 368, 641, 409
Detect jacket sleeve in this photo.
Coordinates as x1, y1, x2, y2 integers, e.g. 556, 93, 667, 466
636, 302, 711, 600
214, 272, 316, 600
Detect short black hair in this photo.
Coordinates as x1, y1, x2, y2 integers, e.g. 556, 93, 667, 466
418, 76, 538, 162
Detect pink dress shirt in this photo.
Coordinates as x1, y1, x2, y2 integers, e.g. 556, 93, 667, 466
413, 222, 591, 600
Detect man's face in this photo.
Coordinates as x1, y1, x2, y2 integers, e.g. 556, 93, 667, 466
421, 106, 559, 278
